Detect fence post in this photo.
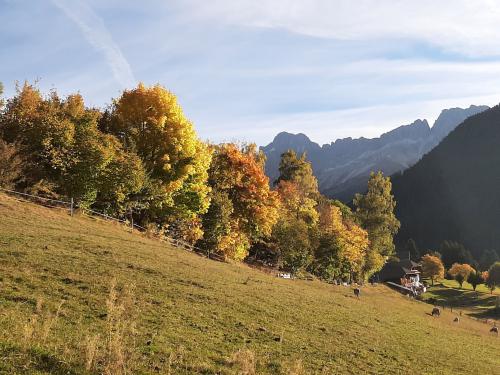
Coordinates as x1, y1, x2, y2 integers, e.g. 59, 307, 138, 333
130, 209, 134, 230
70, 197, 74, 217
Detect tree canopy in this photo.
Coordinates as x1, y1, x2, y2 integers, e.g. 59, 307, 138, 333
421, 254, 444, 286
486, 262, 500, 293
448, 263, 474, 288
0, 83, 416, 284
354, 171, 400, 276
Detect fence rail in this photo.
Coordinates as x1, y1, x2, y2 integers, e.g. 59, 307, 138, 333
0, 187, 224, 262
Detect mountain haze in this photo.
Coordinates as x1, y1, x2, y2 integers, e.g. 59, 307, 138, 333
262, 105, 488, 201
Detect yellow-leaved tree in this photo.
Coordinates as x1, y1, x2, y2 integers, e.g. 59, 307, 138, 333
107, 83, 211, 241
313, 199, 369, 281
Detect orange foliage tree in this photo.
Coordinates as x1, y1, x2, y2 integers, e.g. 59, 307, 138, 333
448, 263, 475, 288
421, 254, 445, 286
199, 143, 279, 260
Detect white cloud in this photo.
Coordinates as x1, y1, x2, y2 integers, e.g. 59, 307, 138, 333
51, 0, 136, 89
180, 0, 500, 57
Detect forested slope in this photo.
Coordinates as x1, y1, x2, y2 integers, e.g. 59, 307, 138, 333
393, 104, 500, 258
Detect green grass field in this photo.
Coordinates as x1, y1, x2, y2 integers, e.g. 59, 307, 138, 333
421, 279, 499, 320
0, 193, 499, 374
439, 278, 499, 295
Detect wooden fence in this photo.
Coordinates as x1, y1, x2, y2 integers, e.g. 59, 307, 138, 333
0, 187, 224, 262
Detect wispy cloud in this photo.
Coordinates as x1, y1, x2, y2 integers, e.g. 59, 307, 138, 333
3, 1, 500, 145
180, 0, 500, 57
51, 0, 136, 89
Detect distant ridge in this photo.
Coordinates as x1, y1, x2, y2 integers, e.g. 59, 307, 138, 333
261, 105, 489, 201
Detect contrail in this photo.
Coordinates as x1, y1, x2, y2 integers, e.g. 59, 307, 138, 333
51, 0, 136, 89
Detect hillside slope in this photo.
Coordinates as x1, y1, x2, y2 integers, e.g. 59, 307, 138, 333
392, 104, 500, 258
0, 193, 498, 374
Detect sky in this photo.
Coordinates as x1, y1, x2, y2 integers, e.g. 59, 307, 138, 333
2, 0, 500, 145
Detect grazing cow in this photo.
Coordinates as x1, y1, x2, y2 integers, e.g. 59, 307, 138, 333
431, 307, 441, 317
353, 288, 360, 298
453, 317, 459, 323
490, 326, 498, 335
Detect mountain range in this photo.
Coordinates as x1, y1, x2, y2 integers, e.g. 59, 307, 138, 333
392, 104, 500, 257
261, 105, 489, 201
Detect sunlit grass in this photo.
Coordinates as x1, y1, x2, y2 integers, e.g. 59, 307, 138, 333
439, 278, 499, 294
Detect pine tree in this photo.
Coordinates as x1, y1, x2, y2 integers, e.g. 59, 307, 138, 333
479, 249, 499, 271
354, 171, 400, 277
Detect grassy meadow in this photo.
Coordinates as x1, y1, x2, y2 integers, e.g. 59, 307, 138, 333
421, 279, 499, 320
0, 193, 499, 374
439, 278, 500, 295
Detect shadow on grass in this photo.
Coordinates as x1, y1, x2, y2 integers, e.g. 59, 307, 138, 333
422, 285, 499, 319
0, 342, 85, 375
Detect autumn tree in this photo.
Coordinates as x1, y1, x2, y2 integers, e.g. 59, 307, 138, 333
0, 83, 145, 210
0, 82, 3, 109
0, 140, 24, 189
354, 171, 400, 277
106, 83, 211, 239
467, 270, 484, 291
275, 150, 318, 196
421, 254, 444, 286
199, 143, 279, 260
273, 151, 319, 272
486, 262, 500, 294
448, 263, 474, 288
313, 200, 368, 281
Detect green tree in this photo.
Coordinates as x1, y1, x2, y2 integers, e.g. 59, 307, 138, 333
486, 262, 500, 294
273, 151, 320, 272
467, 270, 484, 291
421, 254, 444, 286
273, 217, 314, 273
275, 150, 318, 197
406, 238, 420, 261
479, 249, 499, 271
198, 190, 233, 255
439, 241, 475, 269
354, 171, 400, 277
0, 84, 146, 211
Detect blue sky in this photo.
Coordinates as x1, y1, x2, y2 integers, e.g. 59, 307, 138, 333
2, 0, 500, 145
